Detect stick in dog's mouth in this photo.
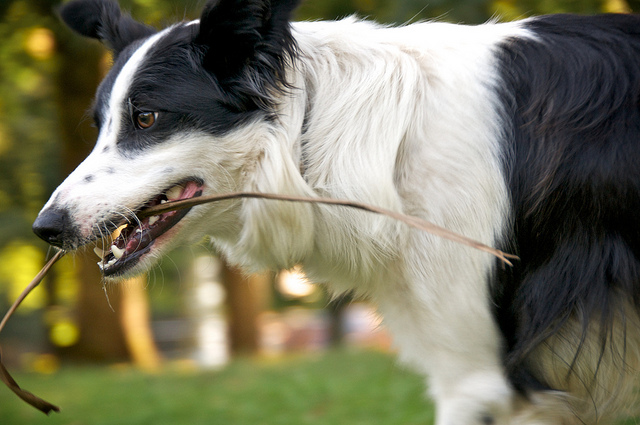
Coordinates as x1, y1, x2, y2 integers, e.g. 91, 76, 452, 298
137, 192, 519, 266
95, 179, 203, 277
91, 187, 517, 278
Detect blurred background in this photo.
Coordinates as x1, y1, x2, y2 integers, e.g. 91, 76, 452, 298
1, 0, 639, 424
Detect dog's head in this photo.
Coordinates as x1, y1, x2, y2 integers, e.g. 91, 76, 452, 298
33, 0, 309, 278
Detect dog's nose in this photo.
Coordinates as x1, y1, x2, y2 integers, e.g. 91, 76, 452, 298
32, 208, 71, 248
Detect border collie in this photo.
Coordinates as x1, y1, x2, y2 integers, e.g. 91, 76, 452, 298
33, 0, 640, 423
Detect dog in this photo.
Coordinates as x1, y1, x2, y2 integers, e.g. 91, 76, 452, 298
32, 0, 640, 423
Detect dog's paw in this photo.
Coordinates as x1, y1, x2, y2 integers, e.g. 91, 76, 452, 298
434, 372, 514, 425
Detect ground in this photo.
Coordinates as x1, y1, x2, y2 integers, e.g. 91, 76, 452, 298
2, 348, 638, 425
0, 349, 433, 425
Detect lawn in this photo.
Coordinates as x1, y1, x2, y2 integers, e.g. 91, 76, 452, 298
0, 349, 434, 425
2, 349, 638, 425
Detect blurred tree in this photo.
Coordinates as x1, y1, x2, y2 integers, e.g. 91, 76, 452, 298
0, 0, 80, 362
493, 0, 631, 19
121, 275, 163, 370
51, 0, 129, 361
223, 265, 272, 354
295, 0, 493, 25
0, 1, 61, 247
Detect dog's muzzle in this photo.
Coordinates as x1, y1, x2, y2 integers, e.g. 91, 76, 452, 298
32, 179, 205, 277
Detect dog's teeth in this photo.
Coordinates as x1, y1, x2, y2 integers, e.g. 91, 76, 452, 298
112, 224, 127, 240
97, 261, 104, 270
111, 245, 124, 259
106, 258, 117, 267
93, 247, 106, 259
148, 215, 159, 226
136, 228, 143, 234
160, 199, 167, 204
165, 185, 183, 201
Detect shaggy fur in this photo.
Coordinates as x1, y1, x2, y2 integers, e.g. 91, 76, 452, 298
33, 0, 640, 423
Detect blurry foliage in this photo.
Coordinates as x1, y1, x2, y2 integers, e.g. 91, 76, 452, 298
0, 241, 46, 310
0, 0, 637, 342
0, 1, 60, 247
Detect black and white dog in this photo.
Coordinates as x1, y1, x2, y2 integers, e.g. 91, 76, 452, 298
33, 0, 640, 423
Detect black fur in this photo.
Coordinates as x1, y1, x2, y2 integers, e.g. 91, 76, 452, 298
59, 0, 156, 55
494, 14, 640, 393
194, 0, 301, 111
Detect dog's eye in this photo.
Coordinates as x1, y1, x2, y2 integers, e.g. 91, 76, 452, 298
135, 112, 157, 129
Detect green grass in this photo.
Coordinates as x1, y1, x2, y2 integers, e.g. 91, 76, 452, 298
0, 349, 434, 425
3, 349, 638, 425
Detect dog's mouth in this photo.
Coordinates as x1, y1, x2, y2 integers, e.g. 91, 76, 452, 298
95, 179, 203, 277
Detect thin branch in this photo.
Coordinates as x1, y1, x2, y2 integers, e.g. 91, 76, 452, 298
0, 249, 64, 415
139, 191, 519, 265
0, 250, 64, 334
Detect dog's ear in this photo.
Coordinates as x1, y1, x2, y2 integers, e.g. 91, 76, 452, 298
194, 0, 301, 108
59, 0, 156, 56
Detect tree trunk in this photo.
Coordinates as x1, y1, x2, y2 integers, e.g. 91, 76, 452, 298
54, 33, 129, 362
222, 264, 271, 354
120, 276, 162, 370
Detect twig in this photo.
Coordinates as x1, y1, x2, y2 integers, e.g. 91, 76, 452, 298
0, 249, 64, 415
0, 250, 65, 334
138, 191, 519, 265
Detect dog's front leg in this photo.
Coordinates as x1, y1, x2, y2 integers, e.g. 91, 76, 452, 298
376, 256, 514, 425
